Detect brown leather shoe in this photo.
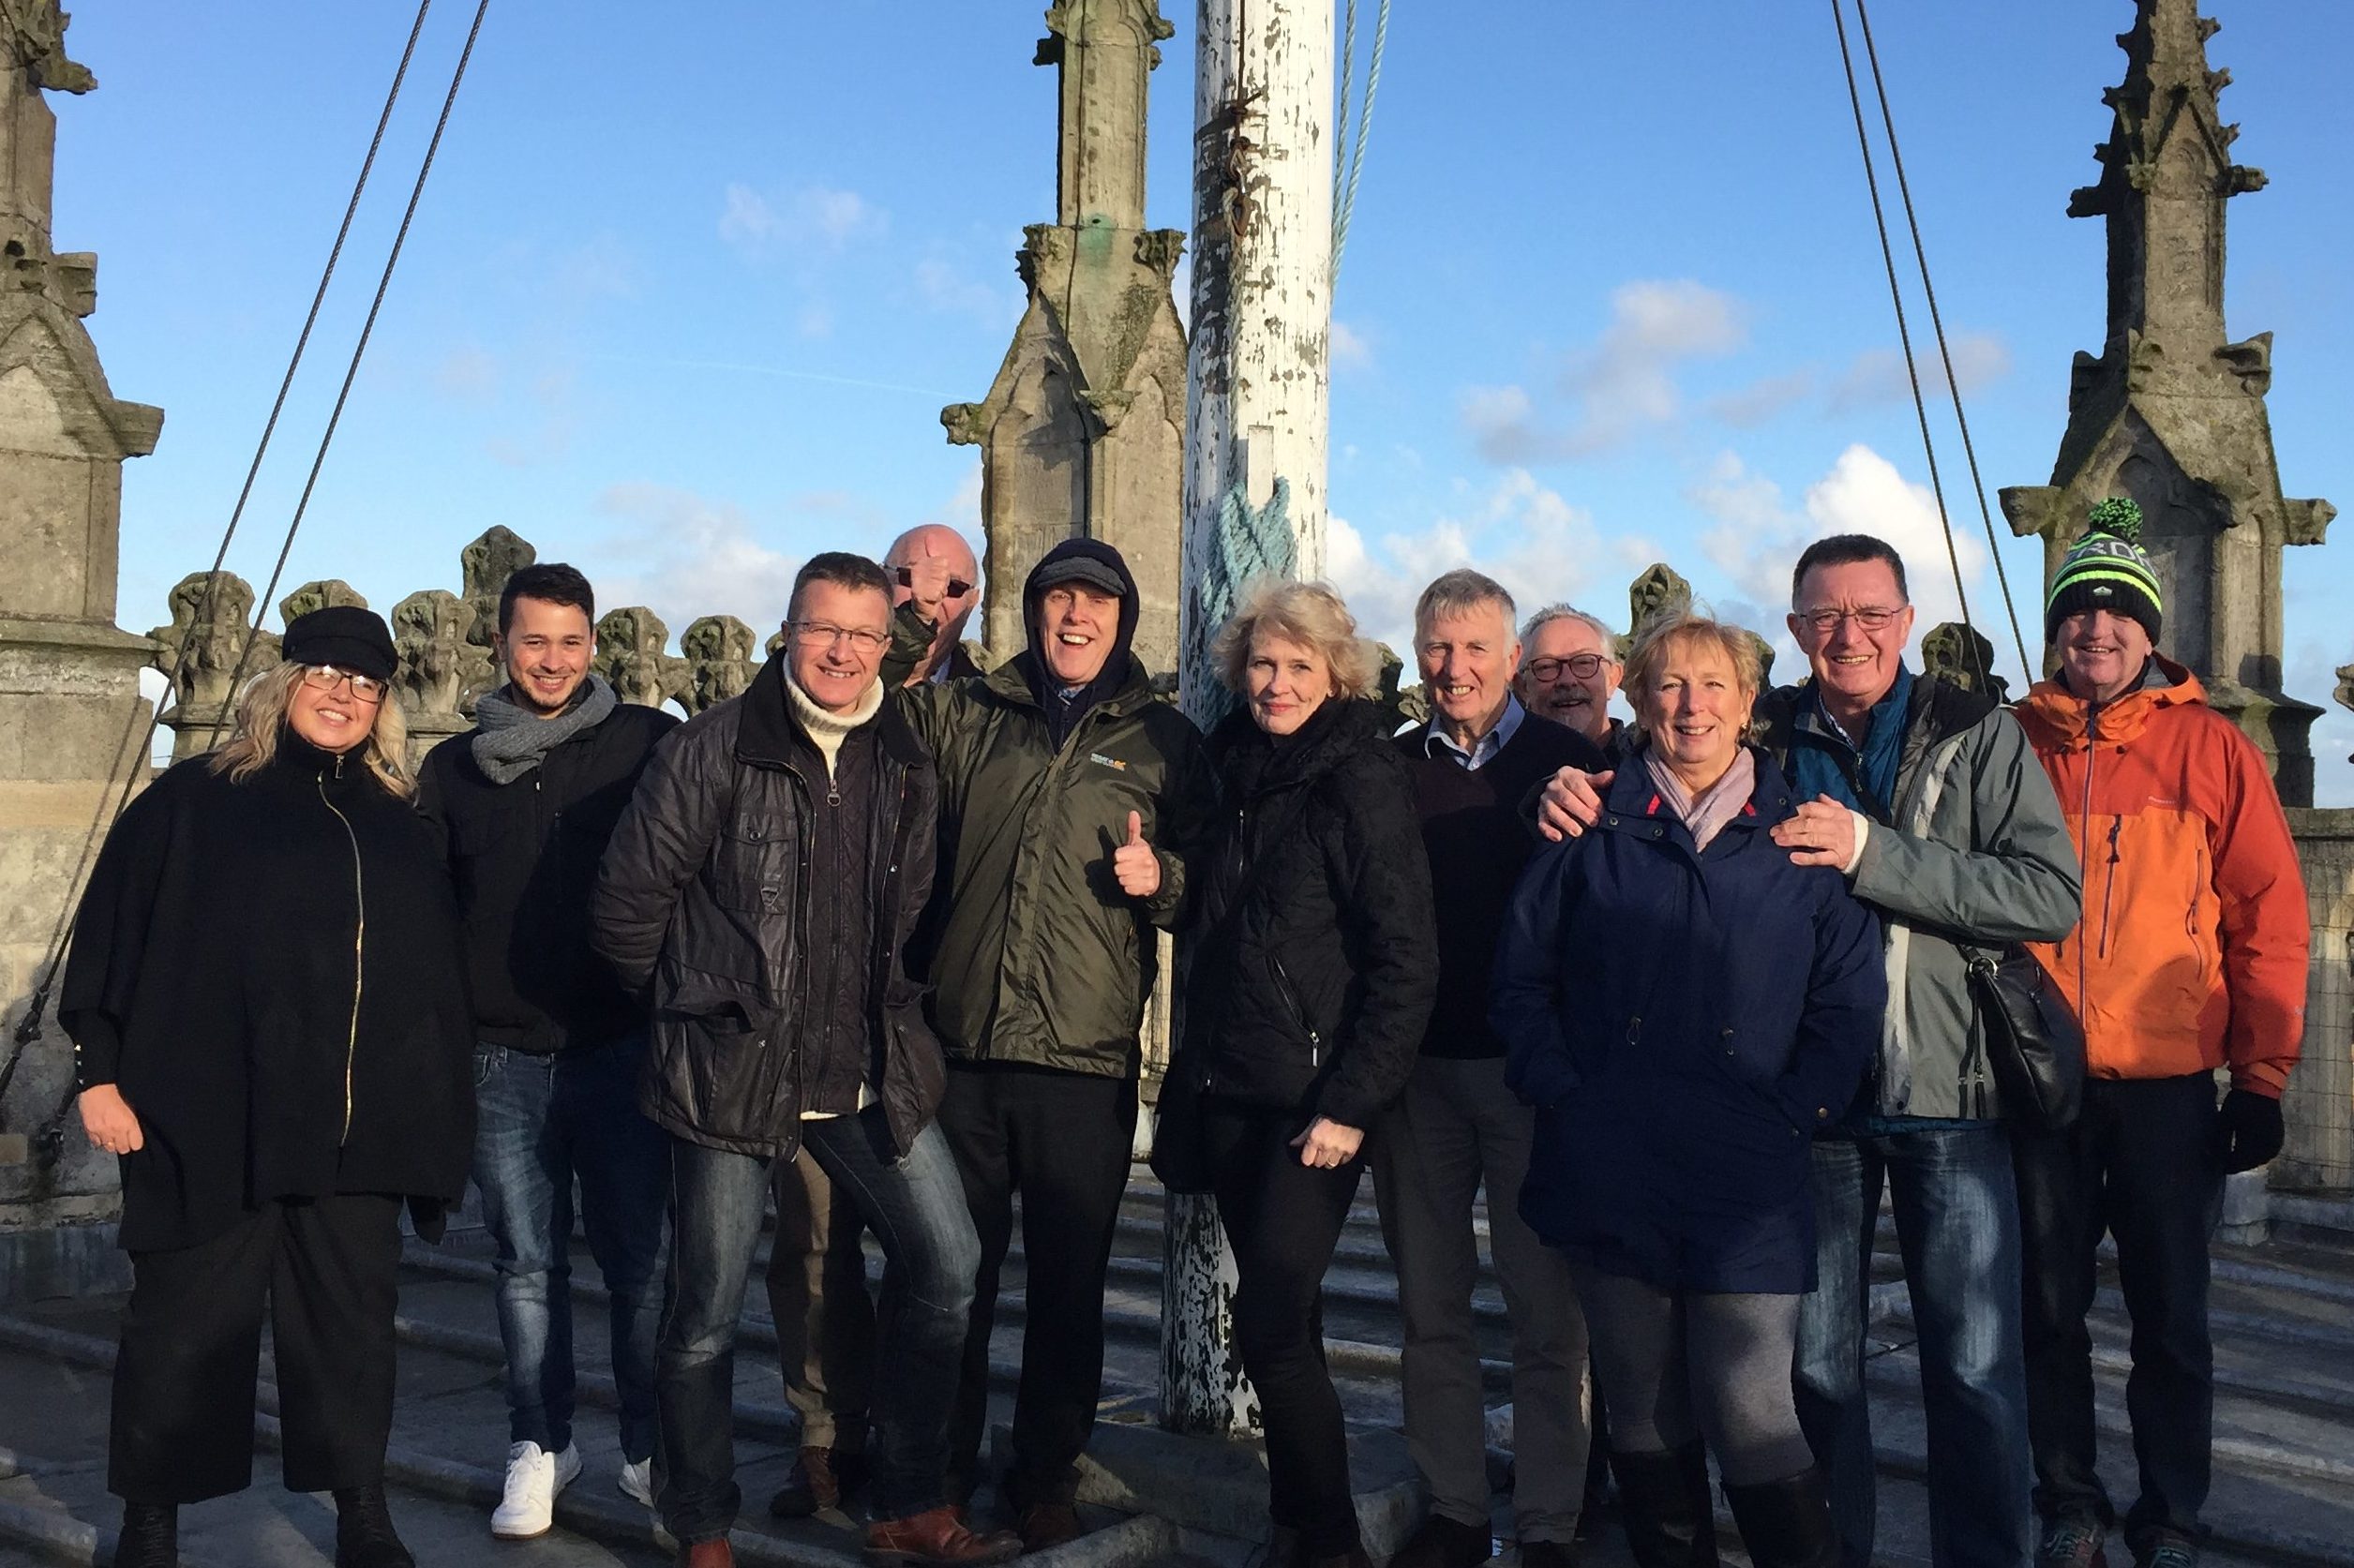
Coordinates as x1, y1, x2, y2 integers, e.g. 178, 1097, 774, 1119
772, 1445, 871, 1517
675, 1538, 736, 1568
863, 1505, 1024, 1566
1019, 1501, 1083, 1553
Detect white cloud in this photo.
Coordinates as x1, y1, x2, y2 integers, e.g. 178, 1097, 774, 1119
719, 182, 888, 258
1690, 444, 2013, 684
1329, 320, 1372, 372
1463, 279, 1747, 461
915, 258, 1023, 330
591, 483, 805, 635
1830, 332, 2011, 411
1707, 369, 1816, 427
1326, 469, 1617, 655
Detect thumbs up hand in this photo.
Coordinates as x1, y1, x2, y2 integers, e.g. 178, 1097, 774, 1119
1112, 809, 1162, 899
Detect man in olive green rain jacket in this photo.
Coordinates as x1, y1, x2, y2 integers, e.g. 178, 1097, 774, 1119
888, 537, 1216, 1548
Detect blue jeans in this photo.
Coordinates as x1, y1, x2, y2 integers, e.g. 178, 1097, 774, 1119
472, 1035, 671, 1463
1795, 1125, 2033, 1568
656, 1115, 980, 1544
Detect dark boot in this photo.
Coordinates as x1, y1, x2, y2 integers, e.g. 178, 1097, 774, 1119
1388, 1514, 1493, 1568
113, 1502, 178, 1568
1608, 1442, 1719, 1568
332, 1486, 416, 1568
1721, 1468, 1837, 1568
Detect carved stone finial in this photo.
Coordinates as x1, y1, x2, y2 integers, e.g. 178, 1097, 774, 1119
278, 579, 367, 626
3, 1, 97, 94
459, 527, 536, 603
680, 614, 758, 713
146, 572, 272, 716
594, 606, 691, 709
390, 590, 479, 721
1921, 621, 2011, 705
1626, 563, 1693, 647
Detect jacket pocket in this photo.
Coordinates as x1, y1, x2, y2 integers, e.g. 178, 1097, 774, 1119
711, 813, 793, 914
1268, 954, 1324, 1068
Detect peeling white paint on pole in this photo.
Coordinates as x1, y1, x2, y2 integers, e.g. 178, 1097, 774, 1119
1164, 0, 1334, 1441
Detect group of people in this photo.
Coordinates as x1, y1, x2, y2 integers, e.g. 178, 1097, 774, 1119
61, 494, 2306, 1568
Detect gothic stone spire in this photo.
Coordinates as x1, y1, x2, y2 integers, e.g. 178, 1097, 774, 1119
2001, 0, 2334, 804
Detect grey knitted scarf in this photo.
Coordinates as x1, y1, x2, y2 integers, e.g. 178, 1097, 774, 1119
471, 674, 618, 784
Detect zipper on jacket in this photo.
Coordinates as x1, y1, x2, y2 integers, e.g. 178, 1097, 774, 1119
2076, 705, 2100, 1022
318, 771, 367, 1144
1626, 1015, 1642, 1045
2097, 816, 2122, 959
1269, 954, 1321, 1068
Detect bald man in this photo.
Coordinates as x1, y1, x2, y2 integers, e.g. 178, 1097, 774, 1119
886, 525, 983, 686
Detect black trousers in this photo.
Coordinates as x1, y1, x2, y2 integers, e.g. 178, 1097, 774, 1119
1205, 1100, 1366, 1559
938, 1061, 1138, 1508
111, 1194, 403, 1504
2014, 1074, 2222, 1546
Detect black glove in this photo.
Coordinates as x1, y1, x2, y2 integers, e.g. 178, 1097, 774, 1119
2215, 1088, 2285, 1174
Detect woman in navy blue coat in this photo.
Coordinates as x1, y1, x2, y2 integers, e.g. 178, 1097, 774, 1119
1493, 614, 1883, 1568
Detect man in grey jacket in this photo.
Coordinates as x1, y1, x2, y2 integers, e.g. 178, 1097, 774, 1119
1537, 534, 2082, 1568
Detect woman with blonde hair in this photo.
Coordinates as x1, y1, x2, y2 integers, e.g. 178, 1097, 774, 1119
1157, 579, 1437, 1568
63, 606, 474, 1568
1493, 613, 1882, 1568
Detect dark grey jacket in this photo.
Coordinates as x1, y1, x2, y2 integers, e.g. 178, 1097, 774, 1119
591, 656, 944, 1158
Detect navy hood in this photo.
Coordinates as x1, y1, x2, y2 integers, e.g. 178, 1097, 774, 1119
1021, 538, 1142, 748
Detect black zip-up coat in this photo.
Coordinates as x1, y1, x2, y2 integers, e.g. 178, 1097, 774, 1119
591, 656, 945, 1158
1178, 700, 1439, 1129
417, 703, 679, 1052
61, 737, 476, 1251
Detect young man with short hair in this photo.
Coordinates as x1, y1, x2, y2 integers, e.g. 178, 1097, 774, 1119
417, 562, 678, 1539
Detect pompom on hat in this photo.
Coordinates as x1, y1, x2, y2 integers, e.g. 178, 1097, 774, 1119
2045, 497, 2162, 645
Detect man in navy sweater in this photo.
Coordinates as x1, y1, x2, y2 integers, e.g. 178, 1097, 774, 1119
1378, 571, 1606, 1568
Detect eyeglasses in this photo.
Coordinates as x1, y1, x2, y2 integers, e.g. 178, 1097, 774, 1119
1524, 653, 1610, 682
787, 620, 891, 654
1794, 605, 1906, 635
895, 565, 974, 600
299, 665, 387, 705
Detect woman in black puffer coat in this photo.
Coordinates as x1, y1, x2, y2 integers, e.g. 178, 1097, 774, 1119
1170, 579, 1436, 1568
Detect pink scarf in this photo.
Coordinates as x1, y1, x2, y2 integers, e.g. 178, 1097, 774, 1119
1642, 746, 1757, 854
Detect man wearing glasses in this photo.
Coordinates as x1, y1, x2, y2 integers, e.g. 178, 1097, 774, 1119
1514, 605, 1627, 761
763, 524, 985, 1523
1535, 534, 2080, 1568
594, 553, 1017, 1568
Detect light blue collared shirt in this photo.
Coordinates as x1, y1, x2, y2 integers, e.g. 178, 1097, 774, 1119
1423, 694, 1525, 771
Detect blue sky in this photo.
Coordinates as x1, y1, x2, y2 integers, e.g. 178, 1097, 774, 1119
52, 3, 2354, 799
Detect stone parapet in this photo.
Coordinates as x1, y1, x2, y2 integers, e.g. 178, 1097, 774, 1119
2281, 808, 2354, 1192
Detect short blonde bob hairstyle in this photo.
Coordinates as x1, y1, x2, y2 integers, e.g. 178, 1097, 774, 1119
1621, 613, 1765, 732
208, 659, 416, 799
1211, 578, 1381, 702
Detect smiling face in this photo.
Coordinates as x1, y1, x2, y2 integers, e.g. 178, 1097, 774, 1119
787, 577, 892, 714
287, 665, 382, 754
1636, 634, 1755, 792
1035, 582, 1120, 687
1516, 614, 1622, 741
2054, 608, 2153, 705
495, 595, 596, 716
1789, 558, 1914, 717
1246, 632, 1335, 737
1417, 602, 1520, 740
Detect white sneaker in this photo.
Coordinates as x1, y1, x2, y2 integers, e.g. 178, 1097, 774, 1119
489, 1440, 580, 1539
618, 1456, 655, 1508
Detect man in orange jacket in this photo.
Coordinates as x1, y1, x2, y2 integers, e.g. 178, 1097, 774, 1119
2015, 499, 2309, 1568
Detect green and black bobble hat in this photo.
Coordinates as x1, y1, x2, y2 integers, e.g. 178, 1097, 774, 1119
2045, 497, 2162, 644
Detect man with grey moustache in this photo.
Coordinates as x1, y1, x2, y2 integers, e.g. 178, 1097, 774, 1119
1514, 605, 1629, 763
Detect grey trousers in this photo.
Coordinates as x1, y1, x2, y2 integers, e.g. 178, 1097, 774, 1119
1372, 1055, 1591, 1543
765, 1147, 876, 1451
